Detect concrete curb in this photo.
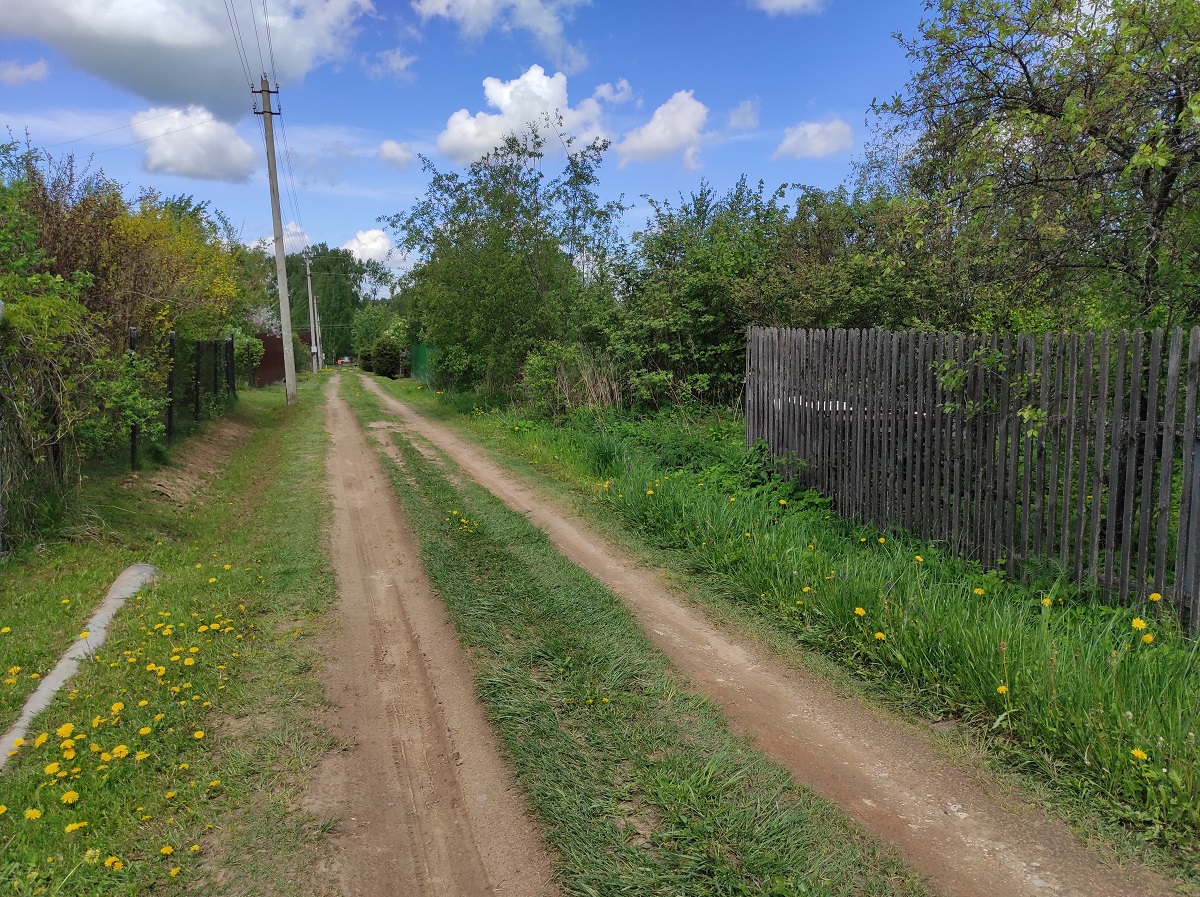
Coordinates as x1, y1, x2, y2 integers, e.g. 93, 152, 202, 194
0, 563, 160, 770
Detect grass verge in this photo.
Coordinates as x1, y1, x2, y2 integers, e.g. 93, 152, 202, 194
343, 378, 934, 897
0, 376, 337, 896
365, 373, 1200, 880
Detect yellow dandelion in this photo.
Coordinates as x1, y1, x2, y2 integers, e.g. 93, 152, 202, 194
110, 702, 124, 714
1131, 748, 1148, 761
223, 564, 231, 570
1148, 592, 1161, 602
997, 685, 1009, 695
55, 723, 74, 738
973, 587, 985, 595
1041, 597, 1052, 607
138, 727, 151, 735
64, 821, 88, 833
169, 867, 181, 877
208, 577, 216, 584
0, 805, 5, 815
1131, 618, 1147, 631
60, 791, 79, 804
0, 627, 9, 633
34, 733, 48, 747
160, 845, 174, 855
135, 751, 150, 761
24, 808, 42, 820
78, 631, 89, 639
779, 499, 787, 506
184, 658, 195, 666
878, 537, 886, 543
44, 762, 60, 775
1142, 633, 1154, 644
193, 731, 204, 739
854, 607, 866, 616
874, 632, 886, 641
189, 844, 200, 853
914, 555, 924, 563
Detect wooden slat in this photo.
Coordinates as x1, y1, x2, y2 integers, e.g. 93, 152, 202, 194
1059, 334, 1079, 570
1032, 333, 1052, 558
1103, 332, 1130, 597
1020, 335, 1035, 566
1089, 333, 1112, 584
1006, 335, 1025, 569
994, 334, 1013, 570
1044, 334, 1065, 560
889, 332, 902, 527
1119, 330, 1144, 604
904, 332, 919, 531
1073, 332, 1095, 583
1136, 329, 1163, 596
1175, 328, 1200, 625
950, 334, 965, 551
1154, 329, 1182, 594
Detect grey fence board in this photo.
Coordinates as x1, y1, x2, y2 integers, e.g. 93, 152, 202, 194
746, 326, 1200, 627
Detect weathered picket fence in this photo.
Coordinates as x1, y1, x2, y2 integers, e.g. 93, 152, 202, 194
745, 326, 1200, 626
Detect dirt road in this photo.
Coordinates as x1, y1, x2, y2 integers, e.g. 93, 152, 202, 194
307, 379, 557, 897
356, 374, 1174, 897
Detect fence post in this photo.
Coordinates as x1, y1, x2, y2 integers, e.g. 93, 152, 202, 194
129, 327, 139, 471
167, 331, 176, 445
226, 335, 236, 396
193, 343, 202, 422
212, 340, 219, 397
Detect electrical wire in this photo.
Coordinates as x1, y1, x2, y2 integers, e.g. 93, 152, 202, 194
222, 0, 255, 88
93, 116, 218, 154
43, 108, 189, 149
243, 0, 268, 79
262, 0, 279, 86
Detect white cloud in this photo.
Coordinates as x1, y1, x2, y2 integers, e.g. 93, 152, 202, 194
728, 99, 760, 130
369, 46, 417, 79
132, 106, 257, 182
437, 64, 625, 164
283, 221, 310, 254
378, 139, 416, 167
343, 228, 393, 263
0, 0, 372, 120
772, 118, 853, 158
0, 58, 47, 85
616, 90, 708, 169
413, 0, 588, 72
750, 0, 826, 13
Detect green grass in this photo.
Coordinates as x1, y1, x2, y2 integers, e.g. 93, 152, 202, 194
365, 374, 1200, 872
343, 378, 934, 897
0, 376, 338, 896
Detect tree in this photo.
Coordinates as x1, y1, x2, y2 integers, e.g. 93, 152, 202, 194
382, 120, 624, 389
284, 244, 373, 360
873, 0, 1200, 328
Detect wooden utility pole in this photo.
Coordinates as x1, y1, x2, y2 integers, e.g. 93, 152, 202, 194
256, 75, 298, 405
304, 252, 318, 373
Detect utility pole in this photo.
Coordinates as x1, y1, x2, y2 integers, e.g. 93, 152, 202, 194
315, 301, 326, 368
255, 75, 297, 405
303, 252, 318, 373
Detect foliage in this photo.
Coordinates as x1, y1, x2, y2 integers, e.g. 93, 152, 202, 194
351, 303, 396, 359
382, 120, 625, 389
871, 0, 1200, 329
284, 244, 389, 360
370, 333, 404, 378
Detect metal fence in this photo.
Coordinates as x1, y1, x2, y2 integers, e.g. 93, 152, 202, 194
745, 326, 1200, 627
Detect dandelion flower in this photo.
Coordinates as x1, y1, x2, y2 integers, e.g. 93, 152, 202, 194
645, 489, 653, 495
110, 702, 124, 714
0, 805, 5, 815
223, 564, 231, 570
55, 723, 74, 738
208, 577, 216, 584
973, 587, 985, 595
1041, 597, 1052, 607
878, 537, 886, 544
138, 727, 151, 735
1142, 633, 1154, 644
169, 867, 181, 877
44, 762, 60, 775
193, 731, 204, 740
1131, 748, 1148, 761
78, 631, 89, 639
874, 632, 886, 641
34, 733, 48, 747
160, 845, 174, 855
1132, 618, 1147, 631
914, 556, 924, 563
60, 791, 79, 804
779, 499, 787, 505
24, 808, 41, 820
854, 607, 866, 617
189, 844, 200, 853
997, 685, 1009, 695
0, 627, 9, 633
1148, 592, 1162, 602
65, 821, 88, 833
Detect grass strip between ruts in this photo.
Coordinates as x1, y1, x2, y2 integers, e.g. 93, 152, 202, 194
0, 377, 337, 896
343, 379, 934, 897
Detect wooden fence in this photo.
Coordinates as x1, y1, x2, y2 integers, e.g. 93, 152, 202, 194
745, 326, 1200, 627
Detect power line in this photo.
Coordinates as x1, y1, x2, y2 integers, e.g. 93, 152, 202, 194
43, 108, 188, 148
262, 0, 280, 86
221, 0, 255, 88
94, 116, 218, 154
243, 0, 268, 81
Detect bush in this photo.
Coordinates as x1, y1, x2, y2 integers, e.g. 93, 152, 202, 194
359, 346, 373, 373
371, 334, 403, 378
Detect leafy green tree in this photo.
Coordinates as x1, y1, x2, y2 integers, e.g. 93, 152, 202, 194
284, 244, 374, 360
351, 304, 396, 359
873, 0, 1200, 328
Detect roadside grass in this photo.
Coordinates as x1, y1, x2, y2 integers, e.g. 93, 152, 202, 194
0, 378, 337, 896
344, 379, 934, 897
366, 374, 1200, 874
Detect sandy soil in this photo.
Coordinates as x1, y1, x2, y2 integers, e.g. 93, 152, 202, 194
136, 417, 254, 505
357, 374, 1176, 897
305, 378, 557, 897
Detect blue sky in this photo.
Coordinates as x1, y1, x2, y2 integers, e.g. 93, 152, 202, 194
0, 0, 924, 267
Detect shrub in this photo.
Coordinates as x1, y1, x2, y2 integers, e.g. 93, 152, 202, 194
371, 334, 403, 378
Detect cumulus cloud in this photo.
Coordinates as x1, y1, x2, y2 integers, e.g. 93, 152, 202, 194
368, 46, 416, 80
437, 64, 626, 164
750, 0, 826, 13
0, 58, 47, 85
616, 90, 709, 169
343, 228, 393, 264
378, 139, 416, 167
413, 0, 588, 72
132, 106, 257, 182
0, 0, 372, 120
282, 221, 310, 254
728, 98, 760, 130
772, 118, 853, 159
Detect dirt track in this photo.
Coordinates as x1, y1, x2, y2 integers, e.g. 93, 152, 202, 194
306, 379, 556, 896
353, 373, 1175, 897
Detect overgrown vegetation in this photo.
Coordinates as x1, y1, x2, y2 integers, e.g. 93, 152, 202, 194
364, 0, 1199, 410
0, 381, 338, 894
372, 375, 1200, 870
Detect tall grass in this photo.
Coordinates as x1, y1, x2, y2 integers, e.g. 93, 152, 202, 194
377, 379, 1200, 849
